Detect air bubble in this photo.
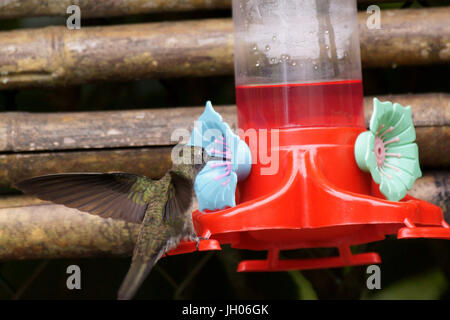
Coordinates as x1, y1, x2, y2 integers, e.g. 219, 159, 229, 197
270, 58, 277, 63
265, 45, 270, 51
313, 64, 318, 70
255, 61, 260, 67
272, 35, 277, 41
291, 61, 297, 66
252, 45, 257, 51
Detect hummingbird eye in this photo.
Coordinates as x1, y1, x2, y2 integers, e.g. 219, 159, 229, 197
192, 147, 206, 172
203, 148, 210, 164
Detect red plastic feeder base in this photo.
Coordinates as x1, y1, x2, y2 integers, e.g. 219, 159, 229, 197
237, 245, 381, 272
163, 239, 221, 257
397, 218, 450, 240
187, 127, 448, 272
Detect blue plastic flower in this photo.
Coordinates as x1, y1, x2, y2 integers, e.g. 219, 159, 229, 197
188, 101, 252, 212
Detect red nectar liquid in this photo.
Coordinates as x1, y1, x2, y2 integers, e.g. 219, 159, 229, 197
235, 80, 364, 131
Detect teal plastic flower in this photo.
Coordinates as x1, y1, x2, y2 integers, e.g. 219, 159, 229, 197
354, 98, 422, 201
188, 101, 252, 212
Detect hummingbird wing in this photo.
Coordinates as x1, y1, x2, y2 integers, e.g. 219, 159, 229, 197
162, 171, 194, 221
17, 171, 196, 300
15, 173, 165, 224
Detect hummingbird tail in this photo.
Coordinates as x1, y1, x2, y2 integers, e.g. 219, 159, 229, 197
117, 259, 156, 300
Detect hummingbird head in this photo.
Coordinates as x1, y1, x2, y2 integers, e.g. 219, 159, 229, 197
190, 146, 207, 173
171, 145, 212, 179
172, 145, 226, 180
189, 145, 222, 175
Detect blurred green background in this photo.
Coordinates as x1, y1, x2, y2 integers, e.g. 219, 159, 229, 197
0, 0, 449, 299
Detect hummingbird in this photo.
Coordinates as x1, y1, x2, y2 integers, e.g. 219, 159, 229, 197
15, 145, 217, 300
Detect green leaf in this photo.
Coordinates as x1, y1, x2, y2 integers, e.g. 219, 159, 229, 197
288, 271, 318, 300
365, 268, 448, 300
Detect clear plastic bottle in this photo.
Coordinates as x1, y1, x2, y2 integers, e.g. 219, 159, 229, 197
232, 0, 364, 130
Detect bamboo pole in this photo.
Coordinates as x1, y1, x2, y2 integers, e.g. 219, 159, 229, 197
359, 7, 450, 68
0, 147, 173, 190
0, 198, 140, 260
0, 172, 447, 261
0, 93, 447, 152
409, 172, 449, 219
0, 0, 402, 19
0, 0, 232, 19
0, 18, 234, 89
0, 8, 448, 89
0, 106, 235, 152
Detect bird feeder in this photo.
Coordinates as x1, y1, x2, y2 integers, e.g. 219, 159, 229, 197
168, 0, 449, 271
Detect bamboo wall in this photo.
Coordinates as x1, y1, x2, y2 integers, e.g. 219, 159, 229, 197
0, 1, 448, 261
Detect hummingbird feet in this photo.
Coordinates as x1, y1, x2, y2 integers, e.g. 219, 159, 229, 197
189, 234, 210, 251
